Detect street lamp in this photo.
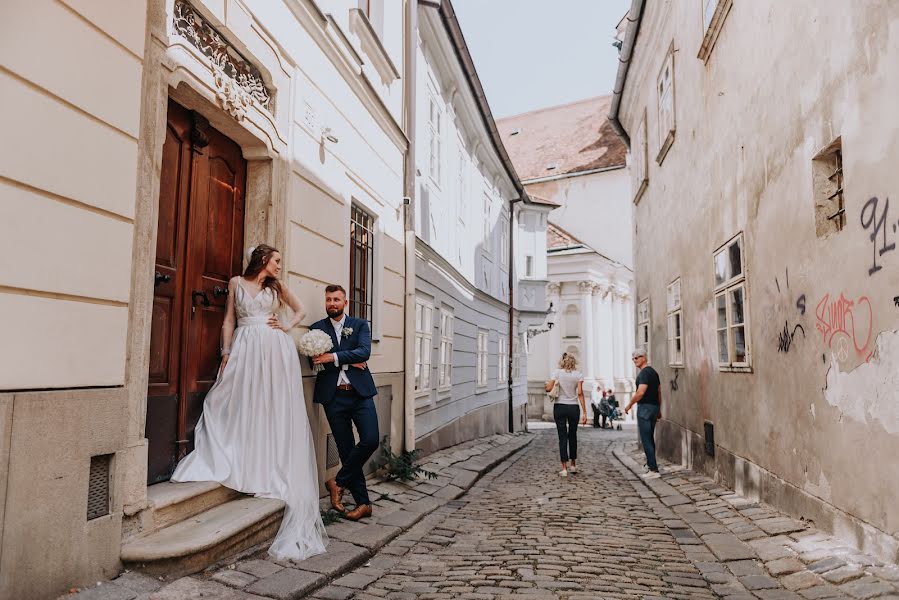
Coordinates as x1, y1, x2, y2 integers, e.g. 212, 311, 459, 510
527, 301, 556, 340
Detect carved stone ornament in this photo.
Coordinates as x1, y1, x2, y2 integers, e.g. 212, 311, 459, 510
172, 0, 274, 119
546, 282, 561, 297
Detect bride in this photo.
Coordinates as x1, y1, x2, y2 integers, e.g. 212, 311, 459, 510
172, 244, 327, 561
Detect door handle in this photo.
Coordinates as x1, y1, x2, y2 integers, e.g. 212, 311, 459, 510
154, 271, 172, 287
191, 290, 211, 319
213, 285, 229, 298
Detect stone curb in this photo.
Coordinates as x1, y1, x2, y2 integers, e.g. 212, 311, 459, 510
65, 432, 535, 600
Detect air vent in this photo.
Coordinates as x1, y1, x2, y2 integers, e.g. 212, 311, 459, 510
326, 433, 340, 469
87, 454, 112, 520
703, 421, 715, 457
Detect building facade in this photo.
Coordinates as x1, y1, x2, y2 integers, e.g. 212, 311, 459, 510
612, 0, 899, 562
1, 0, 411, 596
411, 0, 549, 453
498, 97, 635, 421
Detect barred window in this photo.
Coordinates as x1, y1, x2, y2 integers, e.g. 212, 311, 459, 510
438, 309, 454, 391
813, 138, 845, 237
414, 299, 433, 392
497, 335, 508, 386
350, 205, 375, 326
477, 330, 489, 387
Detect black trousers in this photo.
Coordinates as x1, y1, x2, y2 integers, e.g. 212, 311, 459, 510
553, 403, 580, 462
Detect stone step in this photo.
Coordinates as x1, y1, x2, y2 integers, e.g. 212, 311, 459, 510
144, 481, 241, 535
122, 496, 285, 578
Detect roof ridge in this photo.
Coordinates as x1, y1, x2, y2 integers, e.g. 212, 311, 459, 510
497, 94, 612, 123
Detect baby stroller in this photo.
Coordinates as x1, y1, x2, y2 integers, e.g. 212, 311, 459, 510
607, 405, 623, 430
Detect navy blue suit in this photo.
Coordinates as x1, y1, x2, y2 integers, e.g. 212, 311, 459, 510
310, 315, 378, 506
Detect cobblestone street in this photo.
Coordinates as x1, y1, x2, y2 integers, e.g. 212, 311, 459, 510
310, 428, 899, 600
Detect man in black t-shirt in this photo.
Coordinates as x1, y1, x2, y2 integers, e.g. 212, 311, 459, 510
624, 348, 662, 479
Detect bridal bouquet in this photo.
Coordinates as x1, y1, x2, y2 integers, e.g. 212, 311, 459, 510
298, 329, 335, 372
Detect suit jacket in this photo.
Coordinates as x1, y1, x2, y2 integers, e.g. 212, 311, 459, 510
310, 315, 377, 404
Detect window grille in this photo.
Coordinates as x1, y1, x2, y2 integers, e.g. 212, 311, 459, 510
350, 206, 375, 326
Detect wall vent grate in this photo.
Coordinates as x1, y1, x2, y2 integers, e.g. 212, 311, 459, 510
703, 421, 715, 457
87, 454, 112, 520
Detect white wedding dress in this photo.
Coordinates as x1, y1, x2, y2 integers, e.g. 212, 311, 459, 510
172, 281, 327, 561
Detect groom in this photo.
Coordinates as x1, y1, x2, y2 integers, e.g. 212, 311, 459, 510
310, 284, 379, 521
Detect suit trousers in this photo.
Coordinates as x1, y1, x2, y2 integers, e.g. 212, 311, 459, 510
323, 389, 379, 506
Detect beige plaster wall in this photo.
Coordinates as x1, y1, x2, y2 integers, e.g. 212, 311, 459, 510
621, 0, 899, 558
0, 1, 148, 597
0, 0, 146, 390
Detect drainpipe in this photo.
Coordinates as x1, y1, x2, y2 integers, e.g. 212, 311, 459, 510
402, 0, 418, 452
608, 0, 646, 148
508, 198, 521, 432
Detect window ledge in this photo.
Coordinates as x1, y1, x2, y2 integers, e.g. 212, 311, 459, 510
698, 0, 733, 62
719, 365, 752, 374
349, 8, 400, 86
656, 130, 675, 165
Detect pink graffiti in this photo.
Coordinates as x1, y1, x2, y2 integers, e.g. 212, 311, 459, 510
815, 293, 874, 362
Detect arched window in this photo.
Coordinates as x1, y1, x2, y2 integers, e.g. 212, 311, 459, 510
564, 305, 580, 338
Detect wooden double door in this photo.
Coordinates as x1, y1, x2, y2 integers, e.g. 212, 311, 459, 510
146, 100, 247, 484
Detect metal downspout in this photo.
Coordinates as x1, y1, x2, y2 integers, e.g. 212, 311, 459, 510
508, 198, 521, 432
608, 0, 646, 148
402, 0, 418, 452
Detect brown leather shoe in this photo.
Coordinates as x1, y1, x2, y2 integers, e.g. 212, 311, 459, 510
325, 478, 346, 513
344, 504, 372, 521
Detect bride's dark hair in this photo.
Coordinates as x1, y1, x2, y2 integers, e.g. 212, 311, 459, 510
243, 244, 283, 306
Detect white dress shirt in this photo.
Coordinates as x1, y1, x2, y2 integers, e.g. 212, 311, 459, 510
330, 315, 351, 387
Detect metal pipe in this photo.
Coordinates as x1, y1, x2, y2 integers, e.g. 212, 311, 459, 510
402, 0, 418, 452
608, 0, 646, 148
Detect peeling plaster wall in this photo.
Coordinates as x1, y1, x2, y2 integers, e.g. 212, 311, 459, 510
620, 0, 899, 556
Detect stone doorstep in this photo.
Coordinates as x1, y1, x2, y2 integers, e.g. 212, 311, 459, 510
139, 481, 242, 537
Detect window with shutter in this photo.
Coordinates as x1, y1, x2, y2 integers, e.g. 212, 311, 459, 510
656, 46, 676, 164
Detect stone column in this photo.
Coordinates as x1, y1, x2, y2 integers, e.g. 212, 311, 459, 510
610, 286, 624, 381
595, 283, 614, 391
577, 281, 595, 406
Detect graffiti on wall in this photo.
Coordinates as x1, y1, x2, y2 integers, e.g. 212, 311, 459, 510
815, 292, 875, 362
860, 196, 897, 276
777, 322, 806, 353
768, 267, 808, 354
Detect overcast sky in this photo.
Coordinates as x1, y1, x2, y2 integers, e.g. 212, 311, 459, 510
453, 0, 630, 118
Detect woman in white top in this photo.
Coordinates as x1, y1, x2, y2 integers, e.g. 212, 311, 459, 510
545, 353, 586, 476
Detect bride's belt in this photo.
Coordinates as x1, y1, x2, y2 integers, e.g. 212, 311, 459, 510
237, 316, 270, 327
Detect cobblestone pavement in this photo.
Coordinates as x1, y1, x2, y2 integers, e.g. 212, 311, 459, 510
309, 428, 899, 600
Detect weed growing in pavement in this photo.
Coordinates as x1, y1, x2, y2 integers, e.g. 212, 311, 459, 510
378, 436, 438, 482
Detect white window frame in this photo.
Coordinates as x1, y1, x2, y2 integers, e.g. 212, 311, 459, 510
476, 329, 489, 387
497, 334, 508, 387
512, 334, 522, 380
633, 109, 649, 204
482, 195, 492, 256
714, 232, 751, 370
500, 222, 508, 269
437, 308, 454, 392
414, 298, 433, 395
637, 298, 650, 362
656, 43, 676, 164
428, 90, 442, 187
667, 278, 684, 367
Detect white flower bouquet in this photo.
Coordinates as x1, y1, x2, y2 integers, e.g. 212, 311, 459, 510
298, 329, 335, 372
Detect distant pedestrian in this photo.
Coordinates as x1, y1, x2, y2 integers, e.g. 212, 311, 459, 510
592, 389, 606, 428
545, 353, 586, 477
598, 393, 611, 429
624, 348, 662, 479
607, 389, 619, 427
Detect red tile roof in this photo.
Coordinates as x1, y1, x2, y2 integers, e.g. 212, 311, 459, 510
497, 95, 627, 181
547, 222, 588, 250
